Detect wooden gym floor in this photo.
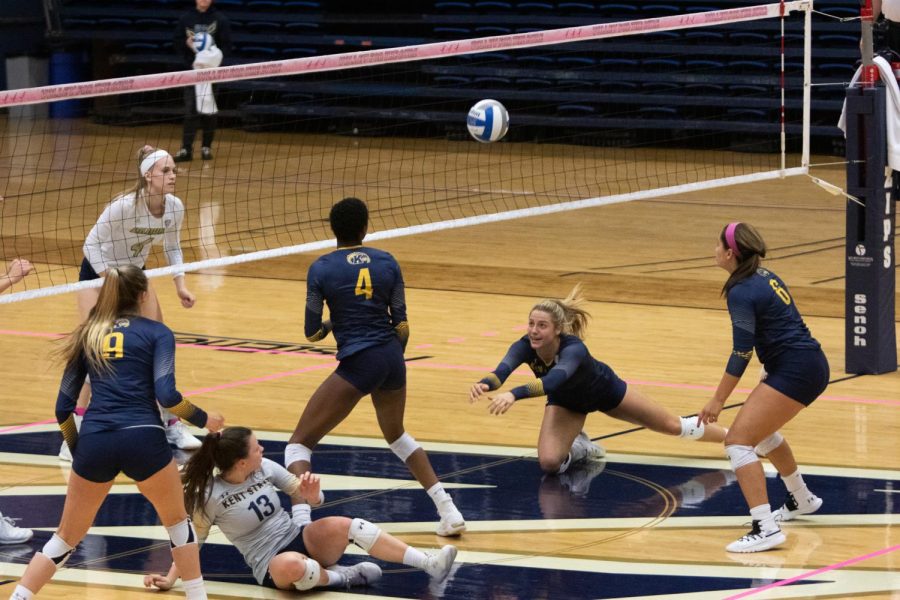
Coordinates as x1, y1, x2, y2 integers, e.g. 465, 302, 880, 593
0, 122, 897, 598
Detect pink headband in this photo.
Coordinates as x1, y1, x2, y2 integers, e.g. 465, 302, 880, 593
725, 222, 742, 257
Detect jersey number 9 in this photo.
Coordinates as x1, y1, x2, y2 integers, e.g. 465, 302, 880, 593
102, 332, 125, 359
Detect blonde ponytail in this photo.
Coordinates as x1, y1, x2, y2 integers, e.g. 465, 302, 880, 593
531, 283, 591, 339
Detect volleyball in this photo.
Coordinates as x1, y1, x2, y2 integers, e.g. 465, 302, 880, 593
466, 99, 509, 143
193, 31, 211, 53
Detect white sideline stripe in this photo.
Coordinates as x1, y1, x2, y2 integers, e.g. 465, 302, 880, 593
0, 2, 807, 108
0, 555, 894, 600
0, 166, 808, 304
0, 474, 491, 497
1, 427, 896, 480
33, 514, 899, 543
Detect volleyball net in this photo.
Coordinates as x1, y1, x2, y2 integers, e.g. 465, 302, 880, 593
0, 1, 815, 302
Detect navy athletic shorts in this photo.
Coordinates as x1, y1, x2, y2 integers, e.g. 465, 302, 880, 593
547, 361, 628, 414
262, 527, 309, 588
335, 338, 406, 394
763, 347, 830, 406
72, 426, 173, 483
79, 257, 144, 281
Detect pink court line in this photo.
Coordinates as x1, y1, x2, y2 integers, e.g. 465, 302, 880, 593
447, 337, 466, 344
723, 544, 900, 599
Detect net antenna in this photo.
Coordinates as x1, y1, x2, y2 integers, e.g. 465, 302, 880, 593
0, 1, 814, 303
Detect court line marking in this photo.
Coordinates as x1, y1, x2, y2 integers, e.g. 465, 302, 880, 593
0, 329, 897, 408
0, 428, 897, 481
722, 544, 900, 600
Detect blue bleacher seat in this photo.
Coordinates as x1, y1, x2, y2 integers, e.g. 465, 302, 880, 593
642, 58, 681, 71
557, 104, 596, 115
434, 75, 473, 86
475, 0, 513, 10
284, 22, 319, 31
516, 77, 554, 88
98, 18, 133, 28
246, 21, 281, 31
725, 108, 768, 119
642, 81, 681, 93
685, 58, 725, 71
239, 46, 279, 58
434, 1, 474, 10
476, 26, 513, 35
475, 76, 513, 86
684, 30, 726, 44
123, 42, 162, 52
246, 0, 283, 8
434, 26, 472, 37
560, 79, 597, 89
516, 54, 555, 66
685, 5, 716, 13
557, 56, 596, 67
515, 27, 544, 33
818, 63, 857, 78
639, 106, 680, 118
599, 57, 639, 70
644, 4, 680, 16
214, 0, 243, 5
818, 6, 858, 19
728, 60, 770, 72
597, 3, 638, 16
818, 34, 860, 47
518, 1, 554, 10
684, 82, 725, 95
558, 2, 595, 12
727, 84, 769, 96
284, 1, 321, 8
646, 31, 681, 43
729, 31, 769, 44
596, 80, 639, 92
134, 18, 169, 29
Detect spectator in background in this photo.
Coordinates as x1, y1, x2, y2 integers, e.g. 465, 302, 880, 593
173, 0, 232, 162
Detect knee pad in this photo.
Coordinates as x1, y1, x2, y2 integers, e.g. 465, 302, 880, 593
754, 431, 784, 457
725, 444, 759, 471
389, 433, 419, 463
284, 443, 313, 469
166, 517, 197, 549
292, 557, 321, 591
678, 416, 705, 440
40, 533, 75, 568
349, 518, 383, 552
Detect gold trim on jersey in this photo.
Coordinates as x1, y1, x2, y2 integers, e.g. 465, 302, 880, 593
60, 414, 79, 450
168, 399, 199, 422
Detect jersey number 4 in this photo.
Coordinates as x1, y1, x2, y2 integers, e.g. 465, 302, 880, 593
355, 267, 373, 300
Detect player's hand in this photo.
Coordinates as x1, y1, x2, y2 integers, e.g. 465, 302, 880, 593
143, 573, 174, 591
177, 287, 196, 309
469, 382, 489, 403
488, 392, 516, 415
205, 411, 225, 433
697, 398, 724, 426
298, 472, 322, 505
4, 258, 33, 284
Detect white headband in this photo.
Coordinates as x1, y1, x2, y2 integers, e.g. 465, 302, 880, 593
140, 150, 172, 176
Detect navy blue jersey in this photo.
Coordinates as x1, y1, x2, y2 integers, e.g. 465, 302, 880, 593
56, 316, 206, 437
725, 267, 821, 377
480, 334, 620, 409
305, 246, 408, 360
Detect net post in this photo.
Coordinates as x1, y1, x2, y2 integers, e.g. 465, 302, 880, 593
844, 0, 897, 374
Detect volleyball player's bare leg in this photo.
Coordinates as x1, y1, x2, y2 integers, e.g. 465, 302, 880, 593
607, 387, 727, 442
537, 405, 586, 474
371, 386, 439, 489
286, 372, 363, 478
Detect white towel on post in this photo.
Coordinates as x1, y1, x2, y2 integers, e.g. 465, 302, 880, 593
838, 55, 900, 171
192, 35, 223, 115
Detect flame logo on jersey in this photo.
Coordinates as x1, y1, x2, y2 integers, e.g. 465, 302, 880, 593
346, 251, 371, 265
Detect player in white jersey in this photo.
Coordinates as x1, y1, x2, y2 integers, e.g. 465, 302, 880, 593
60, 146, 199, 461
144, 427, 459, 593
